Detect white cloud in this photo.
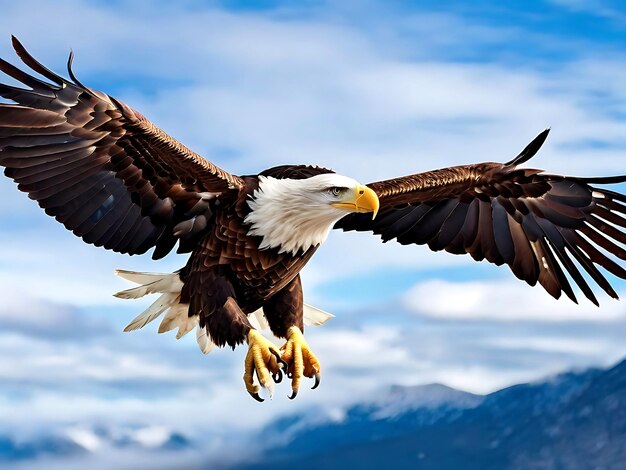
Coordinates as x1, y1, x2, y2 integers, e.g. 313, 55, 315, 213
309, 325, 410, 371
64, 427, 102, 452
0, 334, 206, 385
485, 336, 616, 356
132, 426, 173, 448
403, 279, 626, 322
549, 0, 626, 22
0, 226, 187, 308
0, 288, 74, 326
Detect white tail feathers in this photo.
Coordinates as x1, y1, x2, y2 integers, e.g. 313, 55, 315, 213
158, 303, 197, 339
114, 269, 334, 355
123, 292, 180, 332
114, 270, 209, 353
303, 304, 335, 326
247, 304, 334, 330
114, 270, 184, 299
249, 309, 270, 330
196, 325, 215, 354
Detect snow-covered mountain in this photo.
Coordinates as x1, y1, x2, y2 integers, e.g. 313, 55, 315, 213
3, 358, 626, 469
0, 425, 193, 464
237, 360, 626, 469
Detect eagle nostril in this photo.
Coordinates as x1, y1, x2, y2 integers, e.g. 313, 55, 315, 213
359, 190, 364, 195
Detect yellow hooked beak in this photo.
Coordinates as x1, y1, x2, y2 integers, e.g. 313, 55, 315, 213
332, 185, 379, 219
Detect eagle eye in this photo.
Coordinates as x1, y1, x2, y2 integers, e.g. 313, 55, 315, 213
328, 186, 347, 197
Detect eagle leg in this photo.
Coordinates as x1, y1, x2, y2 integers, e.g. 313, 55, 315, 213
243, 329, 284, 401
280, 326, 321, 399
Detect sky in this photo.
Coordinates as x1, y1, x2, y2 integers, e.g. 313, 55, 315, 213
1, 0, 626, 467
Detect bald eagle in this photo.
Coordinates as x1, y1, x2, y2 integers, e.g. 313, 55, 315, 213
1, 38, 625, 401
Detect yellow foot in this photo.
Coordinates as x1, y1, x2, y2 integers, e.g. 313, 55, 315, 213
243, 329, 287, 402
280, 326, 321, 399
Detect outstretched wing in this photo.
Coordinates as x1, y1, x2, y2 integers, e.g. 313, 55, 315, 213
0, 37, 245, 259
335, 129, 626, 304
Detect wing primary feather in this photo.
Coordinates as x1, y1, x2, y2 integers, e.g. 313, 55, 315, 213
491, 200, 515, 264
579, 223, 626, 260
596, 198, 626, 215
399, 199, 459, 246
535, 237, 575, 302
559, 229, 618, 299
66, 49, 96, 97
11, 36, 65, 86
597, 188, 626, 204
586, 216, 626, 245
594, 206, 626, 229
429, 201, 469, 251
507, 216, 538, 284
505, 129, 550, 166
573, 231, 626, 279
458, 198, 480, 254
379, 205, 427, 241
536, 218, 597, 305
0, 58, 57, 94
580, 175, 626, 184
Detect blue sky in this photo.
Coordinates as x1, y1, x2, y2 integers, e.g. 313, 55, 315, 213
1, 0, 626, 467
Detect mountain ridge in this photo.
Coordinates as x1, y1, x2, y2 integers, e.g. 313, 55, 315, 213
236, 360, 624, 469
2, 360, 625, 469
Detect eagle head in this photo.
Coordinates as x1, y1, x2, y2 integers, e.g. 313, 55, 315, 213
245, 173, 379, 254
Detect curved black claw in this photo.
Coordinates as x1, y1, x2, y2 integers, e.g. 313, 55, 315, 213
270, 349, 289, 373
311, 372, 321, 390
288, 389, 298, 400
249, 391, 264, 403
272, 369, 283, 384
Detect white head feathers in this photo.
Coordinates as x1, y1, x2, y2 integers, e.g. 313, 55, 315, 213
244, 173, 361, 254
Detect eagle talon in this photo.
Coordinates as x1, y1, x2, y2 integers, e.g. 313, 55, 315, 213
280, 326, 321, 399
312, 372, 321, 390
243, 329, 282, 401
270, 348, 289, 372
249, 391, 264, 403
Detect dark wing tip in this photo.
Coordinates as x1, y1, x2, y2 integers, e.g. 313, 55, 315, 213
11, 35, 31, 61
66, 49, 77, 82
10, 35, 22, 50
581, 174, 626, 184
8, 36, 65, 86
506, 128, 551, 166
65, 47, 96, 97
